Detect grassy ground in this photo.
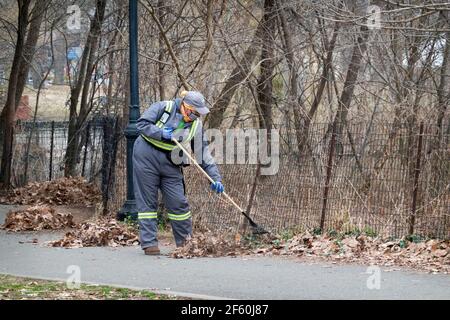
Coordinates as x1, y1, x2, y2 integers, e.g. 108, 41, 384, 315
0, 274, 182, 300
23, 85, 70, 121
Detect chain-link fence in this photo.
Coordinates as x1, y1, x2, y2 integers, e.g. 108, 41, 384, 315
112, 121, 450, 239
10, 119, 450, 239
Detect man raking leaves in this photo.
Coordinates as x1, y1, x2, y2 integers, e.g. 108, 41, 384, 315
133, 91, 224, 255
133, 91, 267, 256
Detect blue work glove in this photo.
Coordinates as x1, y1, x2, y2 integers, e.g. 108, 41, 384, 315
172, 130, 186, 143
162, 127, 174, 141
211, 181, 224, 193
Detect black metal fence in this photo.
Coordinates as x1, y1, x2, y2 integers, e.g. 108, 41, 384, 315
11, 119, 105, 186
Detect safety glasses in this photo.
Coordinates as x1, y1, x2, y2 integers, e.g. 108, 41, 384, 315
182, 102, 201, 117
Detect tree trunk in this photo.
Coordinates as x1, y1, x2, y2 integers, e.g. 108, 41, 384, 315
238, 0, 275, 233
14, 0, 50, 107
298, 20, 339, 154
435, 12, 450, 146
0, 0, 31, 188
331, 24, 369, 157
278, 5, 300, 148
65, 0, 107, 177
101, 116, 120, 215
257, 0, 276, 131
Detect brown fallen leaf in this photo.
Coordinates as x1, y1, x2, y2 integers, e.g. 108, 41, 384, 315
342, 238, 360, 249
432, 249, 448, 258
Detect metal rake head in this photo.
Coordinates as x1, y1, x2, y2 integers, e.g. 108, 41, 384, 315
250, 225, 270, 235
241, 211, 270, 235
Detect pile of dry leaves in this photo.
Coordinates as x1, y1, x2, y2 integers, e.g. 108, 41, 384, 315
0, 177, 101, 206
48, 218, 139, 248
171, 231, 249, 258
258, 232, 450, 274
1, 205, 75, 231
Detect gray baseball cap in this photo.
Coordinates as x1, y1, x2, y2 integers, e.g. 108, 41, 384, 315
183, 91, 209, 115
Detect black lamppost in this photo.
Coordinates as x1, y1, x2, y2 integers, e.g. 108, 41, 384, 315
118, 0, 140, 221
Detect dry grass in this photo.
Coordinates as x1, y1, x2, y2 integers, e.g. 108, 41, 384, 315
22, 84, 71, 121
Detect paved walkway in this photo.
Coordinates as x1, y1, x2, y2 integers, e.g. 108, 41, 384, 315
0, 205, 449, 299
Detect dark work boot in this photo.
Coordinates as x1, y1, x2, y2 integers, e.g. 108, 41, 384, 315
176, 239, 189, 248
144, 246, 160, 255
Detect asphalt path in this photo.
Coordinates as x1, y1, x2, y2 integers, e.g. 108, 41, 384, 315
1, 205, 449, 300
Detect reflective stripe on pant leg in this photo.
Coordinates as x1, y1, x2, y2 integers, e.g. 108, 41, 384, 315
138, 212, 158, 220
167, 211, 191, 221
168, 211, 192, 247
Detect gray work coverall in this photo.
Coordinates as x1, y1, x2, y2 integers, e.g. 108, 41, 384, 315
133, 98, 221, 249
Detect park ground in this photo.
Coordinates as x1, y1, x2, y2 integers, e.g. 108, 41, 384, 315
1, 203, 449, 300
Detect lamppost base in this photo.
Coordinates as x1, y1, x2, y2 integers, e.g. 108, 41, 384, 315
117, 200, 138, 221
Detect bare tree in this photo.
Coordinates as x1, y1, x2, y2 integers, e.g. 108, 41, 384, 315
64, 0, 107, 177
256, 0, 277, 131
1, 0, 32, 188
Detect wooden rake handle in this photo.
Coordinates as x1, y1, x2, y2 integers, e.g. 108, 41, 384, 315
171, 138, 245, 213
